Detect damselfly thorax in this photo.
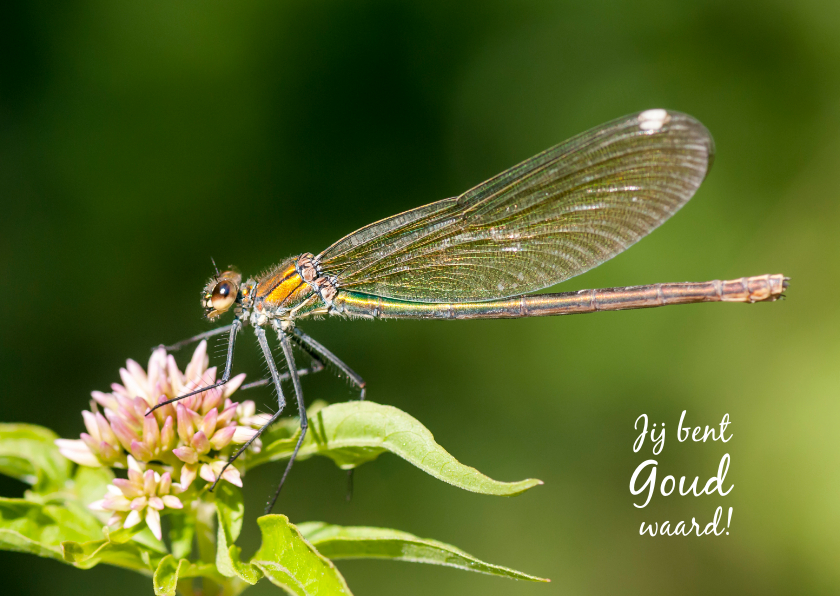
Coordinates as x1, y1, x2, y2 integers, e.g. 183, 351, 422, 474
204, 255, 337, 328
152, 109, 789, 514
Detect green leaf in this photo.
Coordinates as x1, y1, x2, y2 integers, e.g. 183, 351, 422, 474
214, 490, 354, 594
0, 494, 166, 575
297, 522, 549, 582
214, 484, 239, 578
0, 423, 71, 493
225, 543, 263, 586
214, 483, 260, 584
259, 400, 329, 441
0, 465, 165, 577
154, 555, 188, 596
0, 497, 102, 560
61, 537, 157, 573
250, 402, 542, 496
0, 499, 63, 560
153, 554, 224, 596
251, 515, 352, 596
215, 482, 244, 543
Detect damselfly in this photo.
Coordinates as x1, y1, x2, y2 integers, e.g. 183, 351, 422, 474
150, 109, 787, 512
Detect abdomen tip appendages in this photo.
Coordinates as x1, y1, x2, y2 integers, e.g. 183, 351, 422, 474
722, 274, 788, 303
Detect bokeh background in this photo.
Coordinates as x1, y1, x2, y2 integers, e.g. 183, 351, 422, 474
2, 1, 839, 594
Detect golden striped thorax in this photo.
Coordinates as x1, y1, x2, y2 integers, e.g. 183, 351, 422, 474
250, 254, 339, 321
255, 257, 313, 311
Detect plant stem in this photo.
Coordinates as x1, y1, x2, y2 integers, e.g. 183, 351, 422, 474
196, 499, 220, 596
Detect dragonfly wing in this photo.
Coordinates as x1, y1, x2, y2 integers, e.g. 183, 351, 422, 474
317, 109, 714, 302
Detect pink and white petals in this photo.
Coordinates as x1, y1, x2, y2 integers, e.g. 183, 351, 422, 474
199, 460, 243, 488
89, 457, 184, 541
55, 439, 103, 468
57, 340, 270, 530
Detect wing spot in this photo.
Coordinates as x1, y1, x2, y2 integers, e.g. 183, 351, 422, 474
638, 109, 670, 132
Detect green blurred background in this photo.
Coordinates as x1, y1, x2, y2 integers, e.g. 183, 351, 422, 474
1, 0, 838, 594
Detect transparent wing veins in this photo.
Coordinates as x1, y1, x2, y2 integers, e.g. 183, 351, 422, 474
316, 110, 714, 303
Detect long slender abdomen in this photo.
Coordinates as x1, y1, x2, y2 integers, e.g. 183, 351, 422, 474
333, 274, 788, 320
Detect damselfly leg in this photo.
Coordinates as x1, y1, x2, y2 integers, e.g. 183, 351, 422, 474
148, 320, 242, 415
239, 353, 326, 391
208, 406, 285, 492
207, 359, 325, 491
264, 327, 308, 514
162, 324, 235, 352
208, 325, 287, 495
290, 328, 366, 398
161, 320, 343, 509
290, 328, 366, 499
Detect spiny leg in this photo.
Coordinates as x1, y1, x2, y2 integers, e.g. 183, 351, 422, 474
290, 328, 366, 397
239, 352, 325, 391
161, 324, 235, 352
265, 327, 308, 514
209, 407, 283, 492
290, 327, 365, 500
210, 325, 287, 492
148, 319, 241, 416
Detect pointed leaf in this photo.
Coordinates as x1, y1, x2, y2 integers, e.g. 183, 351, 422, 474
250, 402, 541, 496
298, 522, 548, 582
251, 515, 352, 596
0, 424, 71, 493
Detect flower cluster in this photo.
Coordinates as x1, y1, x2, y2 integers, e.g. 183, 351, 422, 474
89, 456, 183, 541
57, 341, 270, 539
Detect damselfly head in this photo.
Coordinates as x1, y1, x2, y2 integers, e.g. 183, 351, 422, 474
202, 269, 242, 319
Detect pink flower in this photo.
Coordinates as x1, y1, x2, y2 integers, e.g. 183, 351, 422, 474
57, 340, 272, 494
55, 438, 103, 468
89, 457, 184, 541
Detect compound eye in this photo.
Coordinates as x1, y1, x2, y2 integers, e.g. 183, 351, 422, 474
211, 281, 237, 313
